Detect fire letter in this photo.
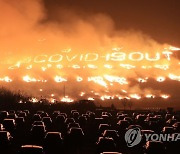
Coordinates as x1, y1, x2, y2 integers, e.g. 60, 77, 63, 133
129, 52, 144, 61
162, 51, 173, 60
110, 52, 126, 61
66, 55, 78, 62
49, 54, 63, 63
145, 53, 160, 61
34, 55, 47, 63
84, 53, 99, 61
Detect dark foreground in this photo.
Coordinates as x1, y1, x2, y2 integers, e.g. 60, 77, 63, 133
0, 104, 180, 154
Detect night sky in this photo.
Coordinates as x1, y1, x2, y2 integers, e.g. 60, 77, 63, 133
43, 0, 180, 46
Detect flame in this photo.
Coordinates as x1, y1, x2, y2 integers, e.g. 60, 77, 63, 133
128, 52, 144, 61
0, 46, 179, 103
54, 76, 67, 82
100, 95, 114, 101
94, 92, 100, 96
156, 76, 166, 82
80, 92, 85, 96
56, 64, 63, 69
162, 51, 173, 61
125, 97, 131, 100
26, 65, 32, 70
154, 65, 169, 70
129, 94, 141, 99
112, 47, 122, 51
87, 97, 94, 101
72, 65, 81, 69
29, 97, 38, 103
104, 64, 113, 69
41, 67, 47, 71
0, 74, 179, 85
104, 75, 128, 85
138, 78, 148, 83
161, 94, 170, 99
87, 64, 98, 69
0, 76, 12, 82
61, 48, 72, 53
121, 89, 127, 93
118, 96, 123, 100
169, 46, 180, 51
168, 74, 180, 81
61, 96, 74, 102
77, 76, 83, 82
88, 76, 107, 87
51, 94, 55, 97
8, 61, 21, 70
23, 75, 47, 82
120, 64, 136, 69
141, 66, 152, 69
23, 75, 37, 82
50, 98, 56, 103
146, 94, 155, 98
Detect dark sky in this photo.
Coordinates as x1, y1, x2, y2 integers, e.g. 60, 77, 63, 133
43, 0, 180, 46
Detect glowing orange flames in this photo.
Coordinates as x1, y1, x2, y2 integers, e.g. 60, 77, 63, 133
54, 76, 67, 83
23, 75, 47, 83
0, 46, 179, 102
61, 96, 74, 103
0, 76, 12, 82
